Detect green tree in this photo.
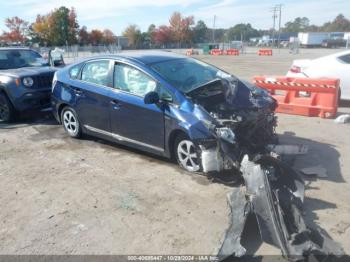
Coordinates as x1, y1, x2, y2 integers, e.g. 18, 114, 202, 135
227, 23, 259, 41
49, 6, 79, 45
31, 6, 79, 46
283, 17, 310, 32
193, 20, 208, 43
147, 24, 156, 46
322, 14, 350, 32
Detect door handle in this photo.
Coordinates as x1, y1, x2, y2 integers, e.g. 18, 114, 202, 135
73, 88, 83, 94
110, 99, 121, 109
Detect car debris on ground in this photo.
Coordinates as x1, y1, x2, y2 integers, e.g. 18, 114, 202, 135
334, 114, 350, 124
217, 155, 343, 261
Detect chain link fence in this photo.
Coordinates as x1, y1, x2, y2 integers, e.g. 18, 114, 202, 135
33, 45, 122, 63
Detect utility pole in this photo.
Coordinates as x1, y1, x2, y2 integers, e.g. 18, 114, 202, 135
212, 15, 216, 44
270, 6, 278, 48
277, 4, 283, 51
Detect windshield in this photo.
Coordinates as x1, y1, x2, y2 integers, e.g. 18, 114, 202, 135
0, 50, 48, 70
151, 58, 222, 93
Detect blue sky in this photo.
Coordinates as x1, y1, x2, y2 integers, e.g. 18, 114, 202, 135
1, 0, 350, 34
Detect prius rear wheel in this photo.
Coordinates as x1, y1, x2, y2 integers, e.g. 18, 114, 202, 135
61, 107, 81, 138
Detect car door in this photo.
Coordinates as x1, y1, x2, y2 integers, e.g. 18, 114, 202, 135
109, 62, 165, 152
336, 54, 350, 99
74, 59, 113, 132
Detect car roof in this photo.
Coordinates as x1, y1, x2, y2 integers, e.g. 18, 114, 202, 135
87, 51, 187, 65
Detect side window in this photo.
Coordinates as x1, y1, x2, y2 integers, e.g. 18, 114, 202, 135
114, 63, 157, 97
338, 54, 350, 64
81, 60, 110, 86
69, 64, 82, 79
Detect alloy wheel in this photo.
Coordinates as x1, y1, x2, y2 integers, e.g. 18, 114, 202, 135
177, 140, 200, 172
63, 110, 79, 136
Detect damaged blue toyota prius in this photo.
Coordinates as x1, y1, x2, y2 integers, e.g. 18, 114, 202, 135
52, 51, 341, 260
52, 51, 277, 173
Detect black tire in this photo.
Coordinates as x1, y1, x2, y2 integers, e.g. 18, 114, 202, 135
61, 107, 82, 138
174, 133, 201, 172
0, 92, 16, 123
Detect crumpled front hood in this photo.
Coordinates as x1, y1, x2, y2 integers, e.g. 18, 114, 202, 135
186, 77, 277, 111
0, 66, 56, 78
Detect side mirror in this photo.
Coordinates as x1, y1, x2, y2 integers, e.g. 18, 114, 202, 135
144, 91, 160, 104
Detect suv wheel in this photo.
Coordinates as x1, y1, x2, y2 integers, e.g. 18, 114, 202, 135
0, 92, 15, 123
61, 107, 81, 138
174, 134, 201, 172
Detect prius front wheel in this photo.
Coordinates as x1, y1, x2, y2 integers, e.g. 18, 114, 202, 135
175, 134, 201, 172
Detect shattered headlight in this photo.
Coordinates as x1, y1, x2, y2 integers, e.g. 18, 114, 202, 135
216, 127, 235, 144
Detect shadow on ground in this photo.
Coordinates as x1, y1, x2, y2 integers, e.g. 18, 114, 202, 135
279, 132, 344, 183
0, 111, 57, 129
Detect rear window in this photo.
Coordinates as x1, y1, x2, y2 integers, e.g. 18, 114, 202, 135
338, 54, 350, 64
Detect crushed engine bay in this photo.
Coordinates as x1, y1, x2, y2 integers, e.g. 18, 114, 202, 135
186, 78, 343, 260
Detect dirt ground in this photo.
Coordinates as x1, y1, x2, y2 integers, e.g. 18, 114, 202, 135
0, 48, 349, 258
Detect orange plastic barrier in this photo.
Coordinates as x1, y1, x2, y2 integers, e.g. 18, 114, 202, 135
210, 49, 223, 55
186, 49, 193, 56
253, 76, 340, 118
258, 49, 273, 56
225, 49, 240, 55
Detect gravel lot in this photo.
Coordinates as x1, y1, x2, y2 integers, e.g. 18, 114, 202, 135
1, 48, 349, 257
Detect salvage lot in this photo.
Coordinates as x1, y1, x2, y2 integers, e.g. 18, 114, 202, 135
1, 48, 350, 257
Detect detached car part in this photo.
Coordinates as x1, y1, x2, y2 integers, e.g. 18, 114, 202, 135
218, 155, 343, 261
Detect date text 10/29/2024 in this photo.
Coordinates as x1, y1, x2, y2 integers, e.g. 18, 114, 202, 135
127, 256, 219, 261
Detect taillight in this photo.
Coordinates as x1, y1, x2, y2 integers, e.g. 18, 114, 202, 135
290, 65, 301, 73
